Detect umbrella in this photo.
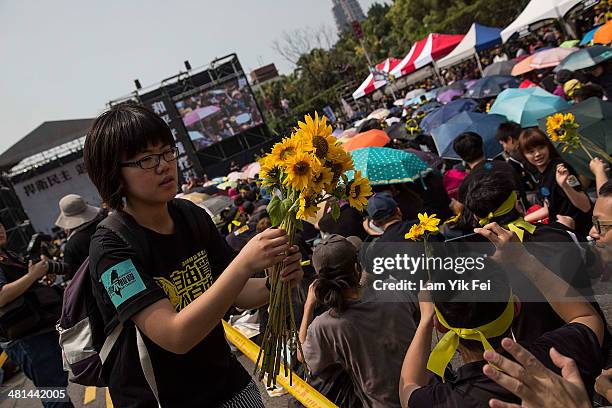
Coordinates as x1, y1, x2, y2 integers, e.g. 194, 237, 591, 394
332, 128, 344, 137
227, 171, 247, 181
489, 87, 570, 127
529, 47, 578, 69
393, 99, 405, 106
414, 101, 441, 116
217, 180, 237, 190
340, 128, 358, 139
465, 76, 519, 99
357, 118, 382, 133
511, 55, 536, 76
385, 122, 408, 139
182, 106, 221, 127
350, 147, 431, 185
368, 108, 391, 120
580, 25, 602, 46
420, 98, 479, 133
431, 112, 507, 159
554, 45, 612, 72
537, 97, 612, 177
594, 20, 612, 45
404, 88, 427, 100
437, 88, 465, 104
343, 129, 390, 152
242, 162, 261, 179
201, 196, 233, 216
180, 192, 210, 205
483, 60, 518, 76
560, 40, 580, 48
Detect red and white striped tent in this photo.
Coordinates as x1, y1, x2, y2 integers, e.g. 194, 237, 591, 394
352, 58, 402, 100
390, 33, 464, 79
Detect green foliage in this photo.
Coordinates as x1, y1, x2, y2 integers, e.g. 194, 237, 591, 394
261, 0, 530, 136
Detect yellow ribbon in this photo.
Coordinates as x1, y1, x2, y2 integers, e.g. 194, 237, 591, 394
427, 293, 515, 379
477, 191, 535, 242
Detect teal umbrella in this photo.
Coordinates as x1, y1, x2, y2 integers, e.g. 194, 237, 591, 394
554, 45, 612, 72
489, 87, 570, 128
349, 147, 431, 185
537, 97, 612, 178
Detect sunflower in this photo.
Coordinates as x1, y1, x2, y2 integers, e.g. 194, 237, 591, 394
405, 224, 425, 241
269, 137, 300, 165
258, 156, 282, 187
296, 194, 319, 220
285, 151, 319, 191
327, 146, 354, 183
418, 213, 440, 233
311, 166, 333, 194
295, 112, 337, 161
346, 171, 372, 211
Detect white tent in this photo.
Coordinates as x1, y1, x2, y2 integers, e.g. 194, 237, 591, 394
501, 0, 583, 43
438, 23, 502, 69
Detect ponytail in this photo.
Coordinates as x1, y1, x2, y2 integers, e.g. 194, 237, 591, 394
314, 266, 360, 314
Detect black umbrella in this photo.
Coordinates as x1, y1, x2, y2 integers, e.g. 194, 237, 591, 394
483, 60, 518, 77
385, 122, 408, 139
465, 75, 519, 99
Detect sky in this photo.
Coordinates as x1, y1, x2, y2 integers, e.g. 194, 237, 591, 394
0, 0, 384, 155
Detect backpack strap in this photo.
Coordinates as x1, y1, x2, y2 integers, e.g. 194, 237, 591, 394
99, 323, 123, 364
136, 327, 162, 407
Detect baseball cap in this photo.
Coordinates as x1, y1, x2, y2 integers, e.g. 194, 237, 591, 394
367, 193, 398, 221
312, 234, 358, 274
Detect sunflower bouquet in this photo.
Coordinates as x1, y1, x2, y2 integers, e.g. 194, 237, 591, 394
256, 113, 372, 387
405, 213, 441, 280
545, 113, 612, 162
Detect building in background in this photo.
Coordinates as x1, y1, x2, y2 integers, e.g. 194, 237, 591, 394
250, 63, 280, 85
332, 0, 366, 33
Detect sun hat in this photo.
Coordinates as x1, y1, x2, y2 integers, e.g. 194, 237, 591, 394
55, 194, 100, 230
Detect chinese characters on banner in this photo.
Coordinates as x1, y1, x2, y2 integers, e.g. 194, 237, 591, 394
142, 96, 200, 181
13, 160, 101, 233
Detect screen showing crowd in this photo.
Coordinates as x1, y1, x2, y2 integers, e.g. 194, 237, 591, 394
175, 76, 263, 150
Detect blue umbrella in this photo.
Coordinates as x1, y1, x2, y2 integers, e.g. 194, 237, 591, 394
414, 101, 441, 116
579, 25, 603, 46
465, 75, 519, 99
488, 87, 570, 128
431, 112, 506, 160
420, 98, 479, 133
349, 147, 431, 185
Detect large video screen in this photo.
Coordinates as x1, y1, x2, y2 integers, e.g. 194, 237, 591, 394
174, 76, 263, 150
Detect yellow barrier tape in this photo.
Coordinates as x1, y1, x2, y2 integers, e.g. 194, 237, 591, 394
222, 321, 337, 408
0, 352, 7, 368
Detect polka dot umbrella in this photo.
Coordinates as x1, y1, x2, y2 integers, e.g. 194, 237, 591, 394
349, 147, 432, 185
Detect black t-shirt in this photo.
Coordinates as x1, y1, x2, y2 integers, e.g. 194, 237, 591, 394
63, 212, 105, 279
536, 158, 592, 236
318, 204, 367, 239
89, 204, 251, 408
408, 323, 603, 408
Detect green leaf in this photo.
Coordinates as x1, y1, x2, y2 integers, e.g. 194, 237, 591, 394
267, 196, 283, 227
331, 201, 341, 221
281, 198, 293, 218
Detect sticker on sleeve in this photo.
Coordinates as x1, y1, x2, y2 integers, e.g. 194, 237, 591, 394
567, 175, 580, 188
100, 259, 146, 309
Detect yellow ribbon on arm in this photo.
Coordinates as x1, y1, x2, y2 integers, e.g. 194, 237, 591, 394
477, 191, 535, 242
427, 293, 515, 380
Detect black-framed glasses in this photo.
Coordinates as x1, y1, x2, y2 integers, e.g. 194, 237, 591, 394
121, 147, 179, 170
592, 216, 612, 235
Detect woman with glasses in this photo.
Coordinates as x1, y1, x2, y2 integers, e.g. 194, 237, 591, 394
83, 104, 303, 407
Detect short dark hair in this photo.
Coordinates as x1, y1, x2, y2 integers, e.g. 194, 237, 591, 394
495, 122, 522, 143
432, 264, 512, 352
462, 171, 520, 225
83, 103, 175, 210
518, 128, 560, 160
573, 84, 604, 102
600, 180, 612, 198
453, 132, 484, 163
